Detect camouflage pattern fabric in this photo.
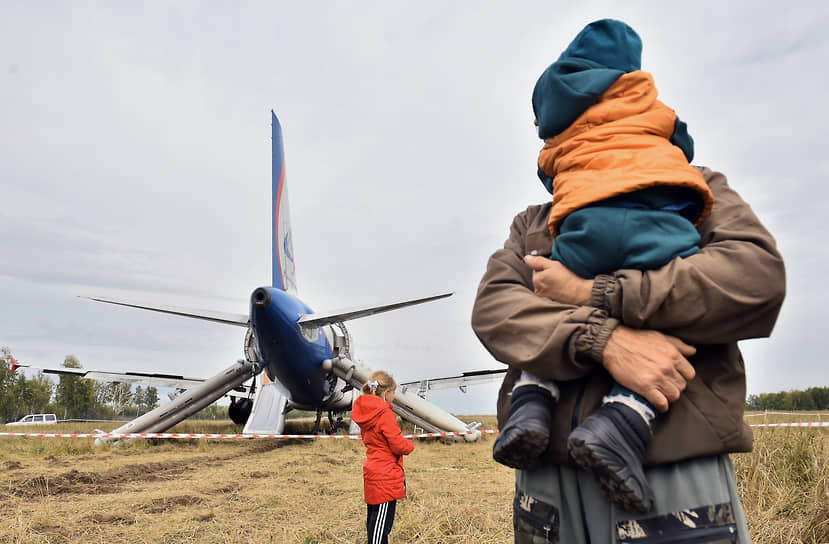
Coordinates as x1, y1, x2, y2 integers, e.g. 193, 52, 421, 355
617, 502, 738, 543
514, 489, 560, 543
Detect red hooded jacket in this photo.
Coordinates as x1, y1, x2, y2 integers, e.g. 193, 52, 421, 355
351, 394, 415, 505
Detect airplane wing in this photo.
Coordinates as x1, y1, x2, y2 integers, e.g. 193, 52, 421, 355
400, 368, 507, 393
11, 357, 251, 394
82, 296, 250, 327
296, 292, 453, 328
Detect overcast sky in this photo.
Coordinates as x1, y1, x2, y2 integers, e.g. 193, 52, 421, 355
1, 2, 827, 415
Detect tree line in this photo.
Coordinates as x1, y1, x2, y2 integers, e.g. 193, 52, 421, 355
746, 387, 829, 411
1, 347, 160, 423
1, 347, 231, 423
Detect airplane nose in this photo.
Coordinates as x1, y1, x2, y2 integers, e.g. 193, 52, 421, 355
252, 287, 272, 309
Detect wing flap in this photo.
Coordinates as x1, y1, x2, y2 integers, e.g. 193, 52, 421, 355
399, 368, 507, 393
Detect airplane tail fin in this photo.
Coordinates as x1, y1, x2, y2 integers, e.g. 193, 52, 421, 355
272, 111, 297, 294
9, 355, 23, 374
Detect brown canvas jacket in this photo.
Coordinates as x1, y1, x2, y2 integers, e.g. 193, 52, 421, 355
471, 167, 786, 465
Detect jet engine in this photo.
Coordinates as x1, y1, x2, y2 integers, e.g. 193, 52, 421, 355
229, 396, 253, 425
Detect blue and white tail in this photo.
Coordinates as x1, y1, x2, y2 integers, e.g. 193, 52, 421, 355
272, 111, 297, 294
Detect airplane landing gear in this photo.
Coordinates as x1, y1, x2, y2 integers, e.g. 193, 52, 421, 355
328, 410, 344, 433
311, 409, 344, 434
312, 409, 323, 434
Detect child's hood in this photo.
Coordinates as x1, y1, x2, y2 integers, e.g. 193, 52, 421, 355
533, 19, 643, 140
351, 394, 391, 429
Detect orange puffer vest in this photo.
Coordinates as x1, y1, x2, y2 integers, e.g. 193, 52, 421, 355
538, 71, 714, 236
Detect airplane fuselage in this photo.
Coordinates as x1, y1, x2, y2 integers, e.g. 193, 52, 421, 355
250, 286, 337, 408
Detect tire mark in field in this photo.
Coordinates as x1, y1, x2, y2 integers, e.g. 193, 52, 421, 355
0, 440, 309, 500
239, 438, 306, 454
2, 460, 198, 499
139, 494, 206, 513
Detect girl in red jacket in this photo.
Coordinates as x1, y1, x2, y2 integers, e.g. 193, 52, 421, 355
351, 370, 414, 544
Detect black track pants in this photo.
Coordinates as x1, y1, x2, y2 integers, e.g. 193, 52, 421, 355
366, 500, 397, 544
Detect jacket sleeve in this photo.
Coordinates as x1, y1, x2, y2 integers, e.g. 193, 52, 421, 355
670, 116, 694, 162
471, 207, 620, 380
380, 410, 414, 456
591, 168, 786, 344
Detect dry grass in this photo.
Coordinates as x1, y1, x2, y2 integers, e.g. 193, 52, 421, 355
0, 413, 825, 543
734, 412, 829, 544
0, 416, 513, 543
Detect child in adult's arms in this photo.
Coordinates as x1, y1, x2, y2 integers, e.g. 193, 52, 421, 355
492, 18, 710, 514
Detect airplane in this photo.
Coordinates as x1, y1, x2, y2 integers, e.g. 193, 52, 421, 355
10, 111, 503, 441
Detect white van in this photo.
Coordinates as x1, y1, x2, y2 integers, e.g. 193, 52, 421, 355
6, 413, 58, 426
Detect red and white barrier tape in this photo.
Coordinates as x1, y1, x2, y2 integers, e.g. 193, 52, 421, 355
0, 432, 360, 439
0, 429, 500, 440
744, 411, 827, 417
749, 422, 828, 428
0, 424, 825, 440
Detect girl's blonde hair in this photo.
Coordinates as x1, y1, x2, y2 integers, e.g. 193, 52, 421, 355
361, 370, 397, 398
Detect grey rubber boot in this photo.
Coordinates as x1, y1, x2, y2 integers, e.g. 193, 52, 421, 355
493, 385, 556, 470
568, 402, 655, 513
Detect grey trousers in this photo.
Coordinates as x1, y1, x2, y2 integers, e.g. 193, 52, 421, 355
514, 455, 750, 544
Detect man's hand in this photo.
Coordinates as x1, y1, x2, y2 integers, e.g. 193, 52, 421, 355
602, 325, 697, 413
524, 254, 593, 306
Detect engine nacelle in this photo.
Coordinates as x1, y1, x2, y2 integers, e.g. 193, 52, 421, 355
244, 326, 259, 363
330, 322, 352, 359
228, 397, 253, 425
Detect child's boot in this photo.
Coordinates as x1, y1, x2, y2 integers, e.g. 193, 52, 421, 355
493, 379, 558, 469
567, 394, 655, 513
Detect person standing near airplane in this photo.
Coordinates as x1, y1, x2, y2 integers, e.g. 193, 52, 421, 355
352, 371, 414, 544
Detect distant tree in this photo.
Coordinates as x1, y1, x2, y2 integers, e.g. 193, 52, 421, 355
0, 348, 54, 421
790, 390, 816, 411
807, 387, 829, 410
133, 385, 144, 414
192, 402, 227, 420
12, 371, 53, 415
108, 383, 133, 416
1, 349, 54, 421
94, 382, 110, 405
0, 348, 24, 422
54, 356, 96, 419
746, 387, 829, 411
138, 386, 159, 413
759, 392, 785, 410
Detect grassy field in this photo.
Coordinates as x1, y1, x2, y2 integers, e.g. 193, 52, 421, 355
0, 412, 826, 543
